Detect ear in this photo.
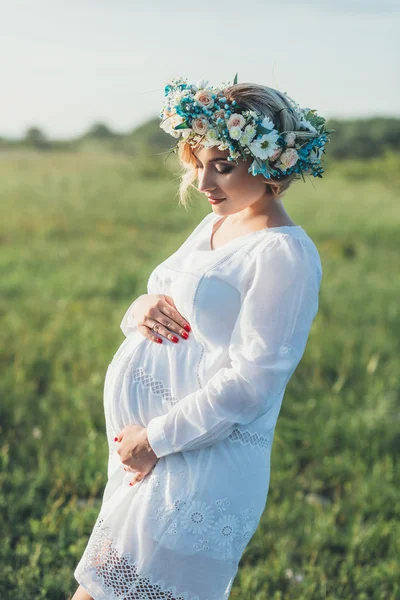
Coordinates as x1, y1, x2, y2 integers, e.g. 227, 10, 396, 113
265, 181, 280, 199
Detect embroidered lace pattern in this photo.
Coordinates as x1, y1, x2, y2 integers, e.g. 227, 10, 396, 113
227, 427, 274, 450
158, 493, 258, 561
126, 365, 274, 450
78, 517, 189, 600
78, 490, 258, 599
128, 365, 180, 406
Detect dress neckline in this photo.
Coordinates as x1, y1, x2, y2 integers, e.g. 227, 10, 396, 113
207, 213, 304, 252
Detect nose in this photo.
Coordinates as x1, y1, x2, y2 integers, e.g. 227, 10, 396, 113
197, 167, 219, 194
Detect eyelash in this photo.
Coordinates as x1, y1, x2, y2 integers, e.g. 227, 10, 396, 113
196, 165, 233, 174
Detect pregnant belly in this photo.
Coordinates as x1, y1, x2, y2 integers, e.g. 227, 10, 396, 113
104, 330, 203, 436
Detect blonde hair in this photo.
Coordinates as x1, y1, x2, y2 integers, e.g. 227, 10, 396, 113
176, 83, 304, 209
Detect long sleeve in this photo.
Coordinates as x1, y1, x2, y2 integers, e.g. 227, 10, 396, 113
146, 235, 322, 458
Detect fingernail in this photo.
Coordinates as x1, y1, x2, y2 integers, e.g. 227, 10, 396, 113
156, 338, 163, 343
129, 482, 134, 486
184, 324, 191, 332
171, 336, 179, 343
181, 332, 189, 339
114, 436, 118, 441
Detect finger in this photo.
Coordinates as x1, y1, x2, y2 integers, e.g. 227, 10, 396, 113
143, 310, 188, 343
162, 296, 191, 333
123, 465, 135, 473
114, 428, 125, 443
129, 472, 142, 487
137, 321, 164, 344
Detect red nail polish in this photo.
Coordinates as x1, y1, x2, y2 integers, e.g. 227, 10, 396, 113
182, 332, 189, 339
156, 338, 162, 343
129, 482, 134, 486
171, 336, 179, 343
184, 324, 191, 332
114, 436, 118, 441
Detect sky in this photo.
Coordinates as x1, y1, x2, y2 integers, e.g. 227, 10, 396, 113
1, 0, 399, 139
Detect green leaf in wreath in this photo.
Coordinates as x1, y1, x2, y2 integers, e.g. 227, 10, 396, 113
173, 121, 190, 130
257, 124, 275, 135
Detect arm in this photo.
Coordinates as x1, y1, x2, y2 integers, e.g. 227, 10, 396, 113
146, 236, 321, 458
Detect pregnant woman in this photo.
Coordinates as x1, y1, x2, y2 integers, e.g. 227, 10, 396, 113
72, 75, 334, 600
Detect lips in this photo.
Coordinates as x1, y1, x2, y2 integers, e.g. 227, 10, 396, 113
208, 197, 225, 204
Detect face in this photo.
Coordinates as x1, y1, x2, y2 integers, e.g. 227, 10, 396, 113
192, 144, 278, 218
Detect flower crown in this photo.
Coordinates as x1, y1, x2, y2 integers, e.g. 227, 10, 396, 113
159, 73, 335, 181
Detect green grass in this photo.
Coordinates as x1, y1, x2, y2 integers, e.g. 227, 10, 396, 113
0, 149, 399, 599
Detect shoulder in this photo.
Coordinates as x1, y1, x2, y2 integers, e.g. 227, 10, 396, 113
253, 230, 321, 272
241, 230, 322, 293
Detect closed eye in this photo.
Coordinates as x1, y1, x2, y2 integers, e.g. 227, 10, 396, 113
195, 164, 233, 174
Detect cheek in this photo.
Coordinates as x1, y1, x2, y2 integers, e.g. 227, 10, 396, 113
227, 169, 263, 197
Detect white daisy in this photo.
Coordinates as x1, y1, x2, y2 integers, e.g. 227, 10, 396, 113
260, 115, 276, 132
248, 131, 280, 160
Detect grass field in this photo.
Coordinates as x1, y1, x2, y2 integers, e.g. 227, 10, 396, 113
0, 149, 399, 599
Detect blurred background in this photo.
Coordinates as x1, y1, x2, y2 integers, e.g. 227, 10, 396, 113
1, 1, 399, 599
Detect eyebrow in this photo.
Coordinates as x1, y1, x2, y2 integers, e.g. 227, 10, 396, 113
193, 157, 230, 163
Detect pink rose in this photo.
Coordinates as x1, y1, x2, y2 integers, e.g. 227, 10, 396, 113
279, 148, 299, 169
192, 118, 209, 135
227, 113, 246, 129
194, 90, 214, 109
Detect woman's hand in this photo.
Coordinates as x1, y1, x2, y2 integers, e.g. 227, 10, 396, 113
115, 424, 159, 486
132, 294, 192, 344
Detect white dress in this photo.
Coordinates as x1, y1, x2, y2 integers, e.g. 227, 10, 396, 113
74, 211, 322, 600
